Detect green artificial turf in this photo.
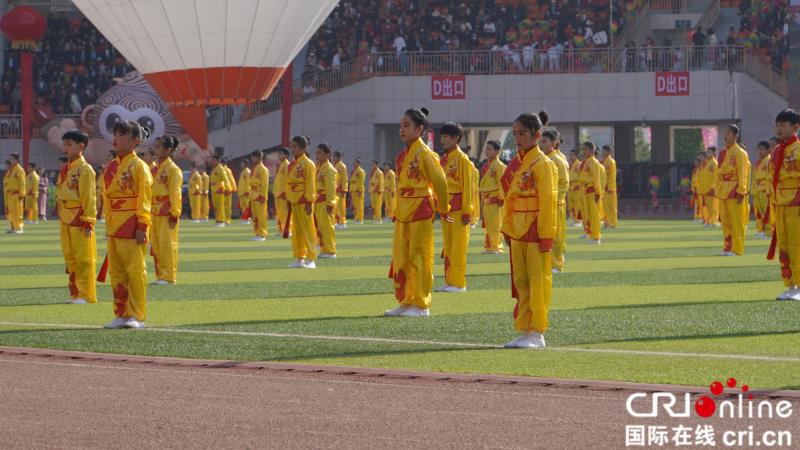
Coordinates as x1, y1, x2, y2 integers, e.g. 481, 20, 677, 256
0, 218, 798, 390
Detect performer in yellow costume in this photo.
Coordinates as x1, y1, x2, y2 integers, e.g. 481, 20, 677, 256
238, 160, 251, 224
285, 136, 317, 269
567, 149, 582, 227
699, 147, 720, 226
333, 151, 349, 228
150, 135, 182, 285
188, 163, 203, 222
383, 162, 397, 220
435, 122, 474, 293
691, 156, 703, 223
714, 125, 750, 256
500, 112, 557, 349
479, 140, 506, 254
752, 141, 772, 239
209, 155, 229, 227
200, 166, 210, 222
4, 153, 25, 234
470, 157, 480, 228
386, 107, 449, 318
579, 141, 605, 244
274, 148, 291, 235
249, 149, 270, 241
540, 128, 569, 273
315, 143, 338, 258
57, 129, 97, 304
349, 158, 366, 224
601, 145, 618, 228
222, 158, 236, 224
101, 121, 152, 329
369, 160, 385, 223
770, 109, 800, 301
25, 163, 40, 224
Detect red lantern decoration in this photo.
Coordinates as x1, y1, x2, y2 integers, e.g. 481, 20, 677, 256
0, 6, 47, 50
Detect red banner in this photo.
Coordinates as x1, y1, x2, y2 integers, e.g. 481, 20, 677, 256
432, 75, 466, 100
20, 51, 34, 168
655, 72, 690, 96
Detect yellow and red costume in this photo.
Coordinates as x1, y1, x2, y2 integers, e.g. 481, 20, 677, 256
440, 146, 475, 289
579, 154, 605, 240
768, 136, 800, 287
150, 157, 182, 283
568, 158, 582, 222
3, 162, 25, 232
25, 169, 40, 221
335, 160, 348, 225
238, 167, 251, 220
548, 149, 569, 271
753, 154, 772, 234
350, 165, 366, 222
384, 168, 397, 220
57, 155, 97, 302
200, 171, 210, 220
315, 160, 338, 254
479, 156, 506, 252
250, 160, 270, 238
210, 164, 229, 223
369, 167, 385, 220
188, 170, 203, 220
699, 156, 719, 225
223, 165, 236, 223
286, 153, 317, 260
274, 159, 290, 233
714, 143, 750, 255
602, 155, 618, 228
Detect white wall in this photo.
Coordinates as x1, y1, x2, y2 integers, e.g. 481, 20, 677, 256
0, 139, 62, 171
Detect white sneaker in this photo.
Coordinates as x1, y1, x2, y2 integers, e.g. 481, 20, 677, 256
242, 220, 251, 225
151, 279, 172, 286
12, 230, 23, 234
399, 306, 430, 317
357, 221, 364, 225
104, 317, 128, 329
341, 224, 348, 229
251, 236, 266, 241
787, 289, 800, 301
573, 222, 583, 228
587, 240, 601, 245
442, 285, 466, 293
718, 251, 736, 256
318, 253, 336, 259
552, 268, 562, 274
303, 260, 317, 269
124, 318, 145, 329
578, 234, 587, 239
503, 334, 527, 348
384, 305, 409, 317
482, 250, 501, 255
287, 260, 305, 268
70, 299, 88, 304
514, 332, 546, 349
192, 219, 201, 223
777, 286, 799, 301
434, 285, 449, 292
214, 222, 226, 228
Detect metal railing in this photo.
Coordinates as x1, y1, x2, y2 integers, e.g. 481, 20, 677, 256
696, 0, 721, 35
0, 115, 83, 139
615, 0, 650, 47
650, 0, 688, 12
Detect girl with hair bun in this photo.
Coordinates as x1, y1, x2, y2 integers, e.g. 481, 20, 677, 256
149, 135, 183, 286
385, 107, 450, 318
285, 135, 318, 269
101, 120, 154, 329
499, 112, 558, 348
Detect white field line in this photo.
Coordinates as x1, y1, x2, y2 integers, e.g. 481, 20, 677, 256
1, 321, 799, 363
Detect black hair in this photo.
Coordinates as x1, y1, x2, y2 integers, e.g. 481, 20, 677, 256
156, 135, 179, 150
317, 143, 332, 155
355, 157, 362, 163
211, 154, 221, 161
602, 144, 614, 153
250, 149, 264, 158
513, 112, 543, 135
541, 128, 560, 142
404, 107, 430, 130
776, 109, 800, 125
112, 120, 150, 142
726, 124, 740, 136
29, 162, 37, 169
757, 140, 771, 150
371, 159, 379, 165
58, 156, 68, 163
569, 149, 579, 155
190, 162, 197, 168
9, 152, 19, 161
707, 146, 717, 154
486, 140, 501, 151
333, 151, 343, 158
137, 152, 144, 158
582, 141, 596, 151
439, 122, 464, 139
62, 129, 89, 146
109, 150, 116, 158
538, 110, 550, 126
291, 136, 309, 149
279, 147, 290, 157
304, 136, 312, 146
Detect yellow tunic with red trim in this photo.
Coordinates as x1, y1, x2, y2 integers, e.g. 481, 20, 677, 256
579, 155, 604, 198
286, 154, 316, 205
3, 163, 25, 204
189, 171, 202, 197
150, 158, 182, 219
210, 165, 229, 194
500, 146, 557, 243
316, 160, 338, 207
715, 143, 750, 199
57, 156, 97, 228
771, 138, 800, 206
274, 159, 289, 199
369, 168, 385, 194
103, 152, 152, 237
754, 155, 771, 194
395, 138, 450, 221
249, 162, 270, 204
479, 158, 506, 203
441, 146, 475, 216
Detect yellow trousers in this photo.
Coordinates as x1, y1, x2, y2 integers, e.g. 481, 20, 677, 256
482, 202, 504, 252
6, 193, 23, 231
213, 193, 225, 222
510, 239, 552, 333
276, 197, 289, 233
252, 199, 269, 238
552, 202, 567, 271
224, 193, 233, 223
385, 192, 396, 219
694, 194, 703, 220
391, 219, 434, 309
583, 194, 602, 240
336, 195, 347, 225
107, 237, 147, 321
239, 195, 250, 219
371, 192, 383, 220
704, 194, 719, 225
719, 198, 746, 255
60, 223, 97, 302
753, 192, 770, 233
151, 216, 179, 283
442, 218, 470, 288
569, 191, 583, 222
190, 194, 202, 220
290, 204, 317, 260
315, 204, 336, 254
603, 192, 618, 227
26, 195, 38, 221
201, 194, 209, 219
775, 205, 800, 287
352, 192, 365, 222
